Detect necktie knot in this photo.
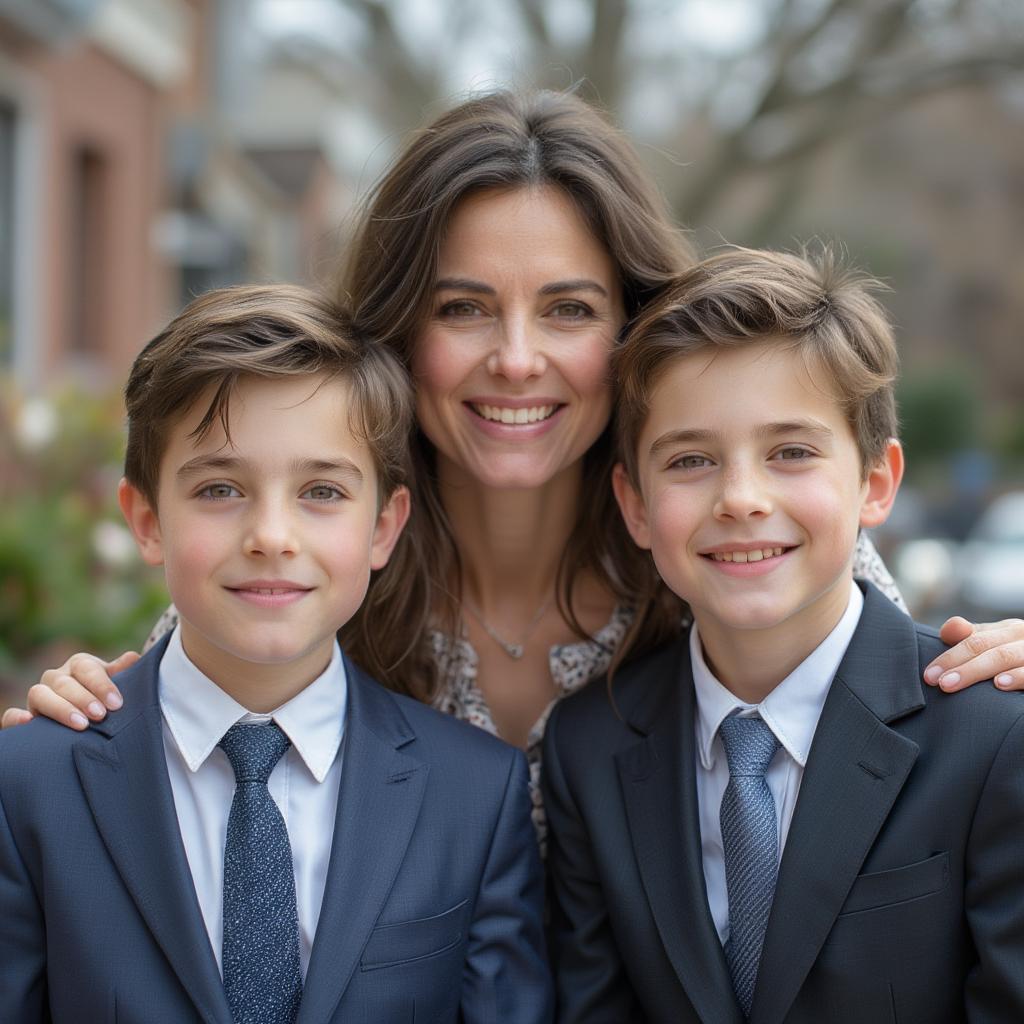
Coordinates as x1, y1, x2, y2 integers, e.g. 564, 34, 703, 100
719, 714, 780, 778
219, 722, 291, 784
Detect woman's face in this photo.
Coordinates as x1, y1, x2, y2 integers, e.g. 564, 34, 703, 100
412, 186, 625, 491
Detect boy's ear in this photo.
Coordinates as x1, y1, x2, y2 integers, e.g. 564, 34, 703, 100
118, 478, 165, 566
859, 438, 904, 529
370, 485, 412, 570
612, 463, 653, 550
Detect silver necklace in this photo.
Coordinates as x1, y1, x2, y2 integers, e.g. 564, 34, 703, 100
463, 596, 553, 659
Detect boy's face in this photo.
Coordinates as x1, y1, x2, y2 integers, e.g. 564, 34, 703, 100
614, 340, 901, 648
120, 374, 409, 691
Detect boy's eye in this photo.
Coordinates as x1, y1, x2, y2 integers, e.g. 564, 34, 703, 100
671, 454, 713, 470
301, 483, 344, 501
774, 447, 813, 461
198, 483, 240, 500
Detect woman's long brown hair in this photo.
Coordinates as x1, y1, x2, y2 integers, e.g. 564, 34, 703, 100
336, 89, 694, 700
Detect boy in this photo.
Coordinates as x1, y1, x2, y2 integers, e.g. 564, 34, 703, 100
542, 248, 1024, 1023
0, 286, 552, 1023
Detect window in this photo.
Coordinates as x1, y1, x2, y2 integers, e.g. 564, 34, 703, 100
69, 144, 109, 356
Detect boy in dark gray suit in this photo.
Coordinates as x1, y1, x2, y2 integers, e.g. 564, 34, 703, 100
0, 285, 551, 1024
543, 247, 1024, 1023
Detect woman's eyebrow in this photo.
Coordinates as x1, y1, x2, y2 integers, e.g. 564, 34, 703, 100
434, 277, 609, 297
538, 279, 608, 297
434, 277, 495, 295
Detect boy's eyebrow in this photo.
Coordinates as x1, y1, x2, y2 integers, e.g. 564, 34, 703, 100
434, 277, 609, 298
176, 455, 364, 481
648, 420, 835, 458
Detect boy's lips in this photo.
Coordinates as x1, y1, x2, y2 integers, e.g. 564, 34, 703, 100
699, 543, 798, 577
226, 581, 314, 607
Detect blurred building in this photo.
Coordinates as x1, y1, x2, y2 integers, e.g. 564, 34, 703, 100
0, 0, 349, 392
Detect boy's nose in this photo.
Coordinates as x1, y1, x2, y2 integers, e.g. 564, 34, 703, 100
486, 317, 546, 381
243, 504, 299, 557
713, 466, 773, 520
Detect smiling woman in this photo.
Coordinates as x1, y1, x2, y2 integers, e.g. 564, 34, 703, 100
8, 90, 1024, 851
413, 187, 621, 495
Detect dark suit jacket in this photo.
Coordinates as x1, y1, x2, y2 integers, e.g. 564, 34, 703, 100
542, 582, 1024, 1024
0, 638, 552, 1023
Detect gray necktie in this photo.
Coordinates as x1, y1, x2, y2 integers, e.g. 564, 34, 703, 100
719, 713, 781, 1017
219, 722, 303, 1024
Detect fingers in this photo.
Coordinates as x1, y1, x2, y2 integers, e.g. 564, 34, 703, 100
26, 683, 92, 729
31, 651, 131, 728
1, 708, 34, 729
105, 651, 140, 677
925, 619, 1024, 692
937, 616, 974, 646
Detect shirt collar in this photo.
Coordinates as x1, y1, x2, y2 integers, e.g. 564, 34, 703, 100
158, 626, 347, 783
691, 580, 864, 771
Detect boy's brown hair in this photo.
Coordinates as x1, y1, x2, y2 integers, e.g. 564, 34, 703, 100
123, 284, 413, 507
615, 245, 900, 486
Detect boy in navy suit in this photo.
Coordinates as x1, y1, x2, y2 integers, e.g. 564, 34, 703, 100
543, 248, 1024, 1022
0, 286, 551, 1023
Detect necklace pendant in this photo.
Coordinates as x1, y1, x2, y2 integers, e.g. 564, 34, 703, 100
504, 642, 525, 659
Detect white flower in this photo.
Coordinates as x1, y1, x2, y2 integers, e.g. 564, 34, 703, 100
15, 398, 59, 451
92, 521, 139, 570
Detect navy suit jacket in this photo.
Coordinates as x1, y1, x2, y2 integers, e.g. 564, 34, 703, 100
542, 582, 1024, 1023
0, 638, 552, 1023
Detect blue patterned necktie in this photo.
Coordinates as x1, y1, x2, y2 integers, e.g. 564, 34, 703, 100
718, 714, 782, 1018
219, 722, 303, 1024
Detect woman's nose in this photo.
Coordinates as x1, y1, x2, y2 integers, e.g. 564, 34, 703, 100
486, 316, 546, 381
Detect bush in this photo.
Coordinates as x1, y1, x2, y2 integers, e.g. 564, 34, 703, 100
0, 382, 169, 699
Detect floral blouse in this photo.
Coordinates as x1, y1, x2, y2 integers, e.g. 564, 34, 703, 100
146, 533, 905, 853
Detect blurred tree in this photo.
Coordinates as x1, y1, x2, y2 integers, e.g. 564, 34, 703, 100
286, 0, 1024, 234
898, 366, 982, 464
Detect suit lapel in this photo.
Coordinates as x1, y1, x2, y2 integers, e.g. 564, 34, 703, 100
75, 640, 232, 1024
298, 659, 428, 1024
750, 585, 924, 1024
617, 635, 745, 1024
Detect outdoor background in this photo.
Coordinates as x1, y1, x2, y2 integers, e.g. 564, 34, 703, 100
2, 0, 1023, 708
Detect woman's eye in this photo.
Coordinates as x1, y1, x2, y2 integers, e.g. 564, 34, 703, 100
197, 483, 241, 500
302, 484, 344, 501
549, 301, 592, 319
439, 300, 483, 318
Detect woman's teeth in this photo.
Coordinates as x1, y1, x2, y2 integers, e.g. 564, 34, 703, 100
710, 547, 785, 563
472, 404, 557, 424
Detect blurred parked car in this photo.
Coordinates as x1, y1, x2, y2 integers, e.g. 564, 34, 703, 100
956, 491, 1024, 620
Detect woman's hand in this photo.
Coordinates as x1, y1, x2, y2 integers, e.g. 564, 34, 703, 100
1, 651, 137, 731
926, 617, 1024, 691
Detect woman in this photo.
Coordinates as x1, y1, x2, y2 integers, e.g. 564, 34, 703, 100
7, 90, 1024, 847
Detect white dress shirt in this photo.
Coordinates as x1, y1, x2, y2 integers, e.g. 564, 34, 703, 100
692, 581, 864, 944
158, 627, 346, 978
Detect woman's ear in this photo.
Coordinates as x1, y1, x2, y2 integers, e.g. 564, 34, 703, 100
118, 478, 165, 566
859, 439, 904, 529
612, 463, 653, 550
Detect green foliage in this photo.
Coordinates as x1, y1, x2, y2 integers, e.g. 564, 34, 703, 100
0, 382, 169, 686
897, 366, 982, 470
